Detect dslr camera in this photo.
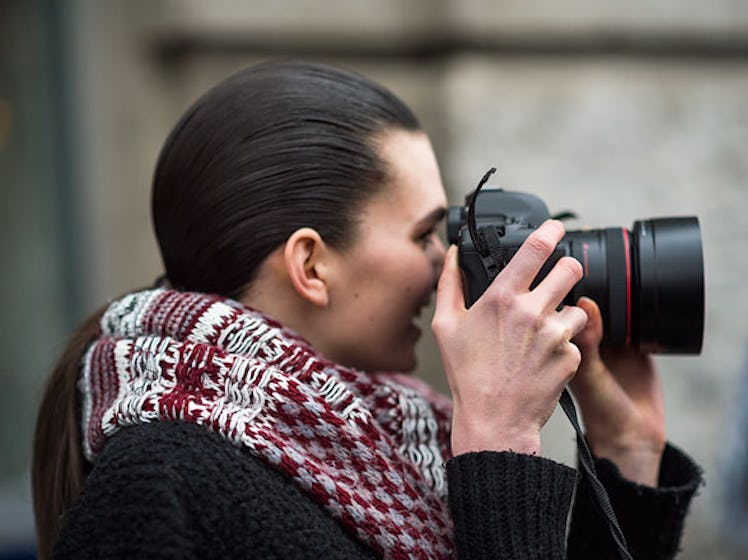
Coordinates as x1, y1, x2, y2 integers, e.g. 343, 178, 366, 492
447, 169, 704, 354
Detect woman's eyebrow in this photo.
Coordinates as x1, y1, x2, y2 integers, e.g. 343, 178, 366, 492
415, 207, 446, 228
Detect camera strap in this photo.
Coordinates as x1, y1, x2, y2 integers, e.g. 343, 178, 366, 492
559, 388, 633, 560
469, 169, 633, 559
467, 168, 510, 281
478, 226, 508, 280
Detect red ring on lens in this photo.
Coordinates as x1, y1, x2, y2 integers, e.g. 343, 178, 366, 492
622, 228, 632, 347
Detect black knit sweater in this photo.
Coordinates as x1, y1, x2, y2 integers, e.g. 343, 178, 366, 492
448, 445, 702, 559
53, 422, 701, 559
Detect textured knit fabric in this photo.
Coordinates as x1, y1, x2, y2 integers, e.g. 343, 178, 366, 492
53, 422, 377, 559
567, 444, 703, 559
78, 288, 453, 559
60, 288, 704, 559
447, 451, 577, 559
54, 422, 702, 559
447, 445, 702, 560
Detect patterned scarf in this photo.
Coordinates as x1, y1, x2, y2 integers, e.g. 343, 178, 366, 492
79, 289, 454, 559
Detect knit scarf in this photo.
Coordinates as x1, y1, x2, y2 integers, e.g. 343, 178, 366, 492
80, 289, 454, 559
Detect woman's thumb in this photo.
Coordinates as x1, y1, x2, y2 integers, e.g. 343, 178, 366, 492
574, 296, 603, 357
433, 245, 466, 320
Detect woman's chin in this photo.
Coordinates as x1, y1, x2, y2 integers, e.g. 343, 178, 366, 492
390, 342, 419, 373
367, 345, 419, 374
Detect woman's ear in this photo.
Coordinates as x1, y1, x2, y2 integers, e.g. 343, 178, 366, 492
283, 228, 331, 307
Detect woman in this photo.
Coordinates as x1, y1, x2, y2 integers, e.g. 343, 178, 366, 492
33, 60, 701, 559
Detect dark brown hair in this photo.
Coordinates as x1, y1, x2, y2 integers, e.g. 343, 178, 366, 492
32, 60, 420, 558
32, 307, 101, 560
153, 59, 419, 298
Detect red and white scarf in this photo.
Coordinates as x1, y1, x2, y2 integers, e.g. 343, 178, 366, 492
80, 289, 454, 559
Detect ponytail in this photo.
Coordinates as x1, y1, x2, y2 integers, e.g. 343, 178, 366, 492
31, 306, 105, 559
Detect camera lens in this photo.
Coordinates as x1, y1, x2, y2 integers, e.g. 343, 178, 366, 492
632, 217, 704, 354
563, 217, 704, 354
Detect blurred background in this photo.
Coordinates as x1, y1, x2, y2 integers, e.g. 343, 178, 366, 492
2, 0, 748, 557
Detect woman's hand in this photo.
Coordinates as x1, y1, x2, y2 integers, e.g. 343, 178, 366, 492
571, 297, 666, 486
432, 220, 588, 457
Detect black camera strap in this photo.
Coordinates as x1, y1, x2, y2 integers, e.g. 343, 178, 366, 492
559, 389, 633, 560
467, 168, 510, 281
468, 169, 633, 560
479, 227, 507, 280
466, 168, 497, 258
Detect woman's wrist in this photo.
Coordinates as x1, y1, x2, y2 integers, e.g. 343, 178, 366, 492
450, 408, 542, 457
591, 439, 666, 486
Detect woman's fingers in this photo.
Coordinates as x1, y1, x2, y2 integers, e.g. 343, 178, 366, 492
490, 220, 582, 313
532, 256, 584, 312
495, 220, 566, 293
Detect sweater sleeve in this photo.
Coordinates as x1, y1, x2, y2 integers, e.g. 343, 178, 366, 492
567, 443, 703, 560
446, 451, 578, 560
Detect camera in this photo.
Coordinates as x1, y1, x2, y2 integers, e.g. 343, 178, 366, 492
446, 170, 705, 354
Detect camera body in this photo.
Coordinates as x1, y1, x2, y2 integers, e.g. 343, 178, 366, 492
447, 189, 561, 306
447, 186, 705, 354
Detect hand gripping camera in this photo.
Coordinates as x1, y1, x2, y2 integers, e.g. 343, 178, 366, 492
447, 169, 705, 354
